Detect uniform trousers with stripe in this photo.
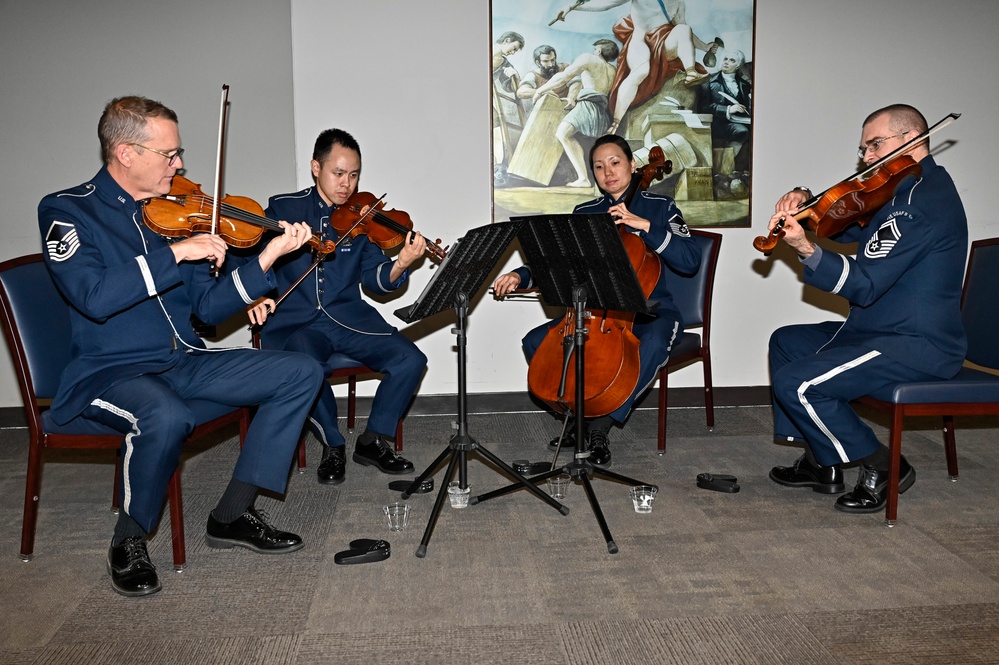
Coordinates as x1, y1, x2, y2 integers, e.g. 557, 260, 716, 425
769, 321, 936, 467
75, 348, 323, 533
280, 318, 427, 448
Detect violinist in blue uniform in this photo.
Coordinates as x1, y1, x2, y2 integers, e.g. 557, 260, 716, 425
38, 96, 324, 597
246, 129, 428, 485
766, 104, 968, 513
493, 134, 701, 466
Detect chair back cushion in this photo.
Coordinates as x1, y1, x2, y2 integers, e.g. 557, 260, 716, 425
659, 230, 721, 329
962, 238, 999, 370
0, 255, 73, 400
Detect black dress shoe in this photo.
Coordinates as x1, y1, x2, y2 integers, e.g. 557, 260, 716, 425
107, 536, 161, 597
588, 429, 611, 467
769, 453, 845, 494
548, 418, 576, 451
318, 444, 346, 485
205, 507, 304, 554
353, 437, 414, 474
835, 456, 916, 514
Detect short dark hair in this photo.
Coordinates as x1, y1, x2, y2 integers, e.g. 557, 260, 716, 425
589, 134, 633, 168
497, 31, 525, 49
313, 128, 361, 165
533, 44, 556, 64
593, 39, 620, 63
98, 96, 178, 165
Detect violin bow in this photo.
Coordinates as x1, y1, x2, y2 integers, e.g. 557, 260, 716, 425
804, 112, 961, 208
209, 84, 230, 278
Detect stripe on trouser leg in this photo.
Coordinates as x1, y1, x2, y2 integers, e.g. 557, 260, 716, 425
796, 349, 881, 463
90, 398, 141, 516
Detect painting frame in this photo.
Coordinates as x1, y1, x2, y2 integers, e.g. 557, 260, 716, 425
490, 0, 756, 227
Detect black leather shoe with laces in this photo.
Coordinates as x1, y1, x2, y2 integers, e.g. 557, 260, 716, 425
588, 429, 611, 467
835, 456, 916, 513
769, 453, 845, 494
353, 436, 414, 474
318, 444, 347, 485
107, 536, 161, 597
548, 421, 576, 451
205, 507, 304, 554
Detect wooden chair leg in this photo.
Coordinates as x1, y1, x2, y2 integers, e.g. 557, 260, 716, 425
20, 438, 43, 562
942, 415, 959, 479
347, 375, 357, 430
702, 352, 715, 429
112, 449, 122, 511
657, 366, 668, 454
885, 404, 905, 526
297, 434, 308, 471
167, 468, 186, 571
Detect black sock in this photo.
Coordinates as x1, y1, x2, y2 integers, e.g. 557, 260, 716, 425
587, 416, 614, 436
112, 512, 147, 547
211, 478, 259, 524
860, 445, 891, 470
357, 429, 393, 446
803, 445, 820, 467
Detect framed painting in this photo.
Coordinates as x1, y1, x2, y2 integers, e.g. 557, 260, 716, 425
491, 0, 756, 227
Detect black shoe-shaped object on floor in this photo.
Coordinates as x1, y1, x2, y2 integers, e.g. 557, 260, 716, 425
588, 429, 611, 468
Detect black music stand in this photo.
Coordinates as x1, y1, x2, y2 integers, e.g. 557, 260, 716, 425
473, 213, 657, 554
395, 220, 569, 558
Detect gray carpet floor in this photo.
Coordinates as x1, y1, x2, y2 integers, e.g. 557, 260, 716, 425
1, 404, 998, 664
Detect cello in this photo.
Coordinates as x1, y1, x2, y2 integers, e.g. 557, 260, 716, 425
526, 146, 672, 417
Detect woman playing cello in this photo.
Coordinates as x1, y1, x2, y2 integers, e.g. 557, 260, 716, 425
493, 134, 701, 466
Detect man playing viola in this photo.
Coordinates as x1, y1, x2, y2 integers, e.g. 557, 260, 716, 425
766, 104, 968, 513
247, 129, 428, 485
38, 96, 325, 597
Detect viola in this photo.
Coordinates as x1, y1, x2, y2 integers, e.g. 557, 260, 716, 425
141, 175, 335, 256
526, 147, 671, 417
329, 191, 449, 262
754, 112, 960, 255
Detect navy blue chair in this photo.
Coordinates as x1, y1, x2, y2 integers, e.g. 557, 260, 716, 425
0, 254, 249, 570
857, 237, 999, 525
655, 229, 722, 453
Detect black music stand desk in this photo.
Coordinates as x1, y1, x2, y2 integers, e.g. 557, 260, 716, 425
474, 213, 657, 554
395, 220, 569, 558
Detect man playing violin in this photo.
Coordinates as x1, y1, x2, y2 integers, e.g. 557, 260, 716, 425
37, 96, 325, 597
247, 129, 428, 484
493, 134, 700, 466
766, 103, 968, 513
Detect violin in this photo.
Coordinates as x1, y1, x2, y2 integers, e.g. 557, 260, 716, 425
754, 112, 960, 255
526, 147, 671, 417
329, 191, 449, 262
142, 175, 335, 256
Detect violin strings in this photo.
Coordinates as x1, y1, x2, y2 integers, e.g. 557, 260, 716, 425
186, 194, 283, 231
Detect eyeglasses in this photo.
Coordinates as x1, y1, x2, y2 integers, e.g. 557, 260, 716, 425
857, 131, 910, 159
130, 143, 185, 167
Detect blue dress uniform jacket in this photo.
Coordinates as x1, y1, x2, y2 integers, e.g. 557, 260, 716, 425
519, 190, 701, 423
38, 167, 276, 425
769, 154, 968, 465
259, 187, 407, 349
37, 167, 324, 531
257, 187, 427, 443
803, 154, 967, 378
